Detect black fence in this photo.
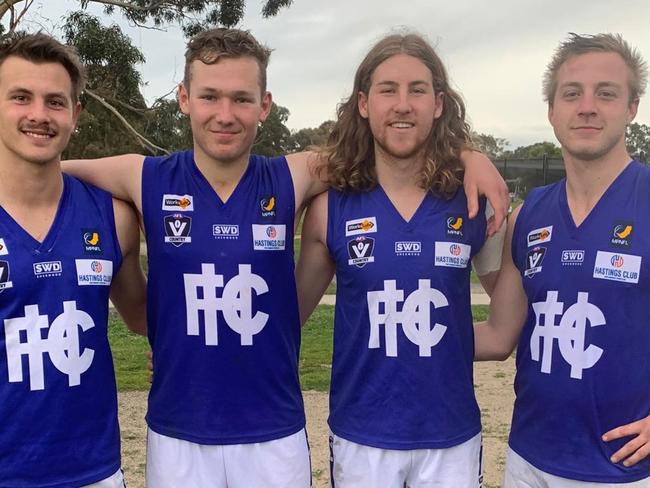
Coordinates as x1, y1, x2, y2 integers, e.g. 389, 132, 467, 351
494, 153, 648, 199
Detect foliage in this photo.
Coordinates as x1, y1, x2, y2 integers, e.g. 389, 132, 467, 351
252, 102, 292, 156
290, 120, 335, 152
471, 132, 510, 159
63, 12, 152, 158
627, 122, 650, 161
0, 1, 293, 36
507, 141, 562, 159
2, 1, 294, 157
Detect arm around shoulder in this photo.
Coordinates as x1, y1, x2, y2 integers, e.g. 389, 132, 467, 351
110, 198, 147, 336
296, 191, 335, 326
286, 151, 329, 212
62, 154, 146, 212
474, 205, 527, 361
461, 150, 509, 236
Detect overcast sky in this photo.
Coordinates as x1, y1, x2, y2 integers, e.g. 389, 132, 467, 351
14, 0, 650, 149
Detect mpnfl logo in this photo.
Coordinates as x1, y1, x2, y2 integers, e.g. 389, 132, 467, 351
33, 261, 62, 277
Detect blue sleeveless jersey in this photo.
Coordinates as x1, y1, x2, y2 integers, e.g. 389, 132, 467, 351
142, 150, 305, 444
510, 161, 650, 482
0, 175, 122, 487
327, 186, 486, 449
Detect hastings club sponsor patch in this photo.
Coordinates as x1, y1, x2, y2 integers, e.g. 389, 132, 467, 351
0, 238, 8, 255
527, 226, 553, 247
252, 224, 286, 250
0, 260, 13, 291
610, 222, 633, 248
345, 217, 377, 237
164, 214, 192, 246
524, 246, 546, 278
162, 194, 194, 211
593, 251, 641, 284
76, 259, 113, 286
434, 242, 471, 268
348, 236, 375, 267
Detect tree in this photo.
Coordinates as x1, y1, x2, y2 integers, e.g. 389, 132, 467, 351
3, 1, 295, 157
0, 1, 293, 35
290, 120, 334, 152
470, 132, 510, 159
627, 122, 650, 161
508, 141, 562, 159
63, 12, 164, 158
252, 103, 292, 156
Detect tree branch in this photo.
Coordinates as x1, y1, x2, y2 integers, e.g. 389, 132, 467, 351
11, 0, 33, 30
0, 0, 22, 22
85, 88, 170, 155
87, 0, 169, 13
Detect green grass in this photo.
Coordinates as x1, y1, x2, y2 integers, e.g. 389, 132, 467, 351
109, 305, 490, 392
300, 305, 334, 391
109, 312, 150, 391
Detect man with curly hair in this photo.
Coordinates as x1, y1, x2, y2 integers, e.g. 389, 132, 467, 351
475, 33, 650, 486
297, 32, 504, 487
64, 28, 507, 487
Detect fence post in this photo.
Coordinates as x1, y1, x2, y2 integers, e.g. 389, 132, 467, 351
542, 154, 548, 185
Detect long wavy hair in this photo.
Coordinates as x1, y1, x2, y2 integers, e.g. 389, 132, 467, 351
319, 33, 472, 197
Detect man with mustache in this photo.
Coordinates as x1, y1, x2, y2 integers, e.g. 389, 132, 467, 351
0, 32, 146, 487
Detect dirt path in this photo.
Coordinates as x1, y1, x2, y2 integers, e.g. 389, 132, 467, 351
119, 357, 516, 488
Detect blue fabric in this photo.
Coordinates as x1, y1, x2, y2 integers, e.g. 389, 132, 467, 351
142, 150, 305, 444
327, 185, 486, 449
0, 175, 122, 487
510, 161, 650, 482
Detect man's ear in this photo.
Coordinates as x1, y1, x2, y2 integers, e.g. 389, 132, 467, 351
358, 91, 369, 119
178, 82, 190, 115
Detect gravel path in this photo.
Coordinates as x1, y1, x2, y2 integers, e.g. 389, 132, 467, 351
118, 357, 515, 488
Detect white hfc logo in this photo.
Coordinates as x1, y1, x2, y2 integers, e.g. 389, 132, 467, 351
4, 301, 95, 391
367, 279, 448, 357
531, 291, 605, 379
184, 264, 269, 346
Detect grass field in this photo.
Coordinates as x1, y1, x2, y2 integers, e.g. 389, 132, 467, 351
109, 305, 490, 392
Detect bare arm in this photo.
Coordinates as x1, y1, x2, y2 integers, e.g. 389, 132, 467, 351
110, 198, 147, 335
296, 192, 335, 326
473, 202, 507, 296
474, 205, 528, 360
286, 151, 329, 217
462, 150, 509, 237
62, 154, 146, 214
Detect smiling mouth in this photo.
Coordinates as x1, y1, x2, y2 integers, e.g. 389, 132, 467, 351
389, 122, 414, 129
21, 129, 55, 139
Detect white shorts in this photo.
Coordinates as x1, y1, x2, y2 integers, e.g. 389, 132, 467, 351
146, 428, 311, 488
82, 469, 125, 488
504, 448, 650, 487
330, 432, 483, 488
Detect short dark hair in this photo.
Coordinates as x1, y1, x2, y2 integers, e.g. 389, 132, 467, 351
184, 28, 271, 94
0, 31, 86, 103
